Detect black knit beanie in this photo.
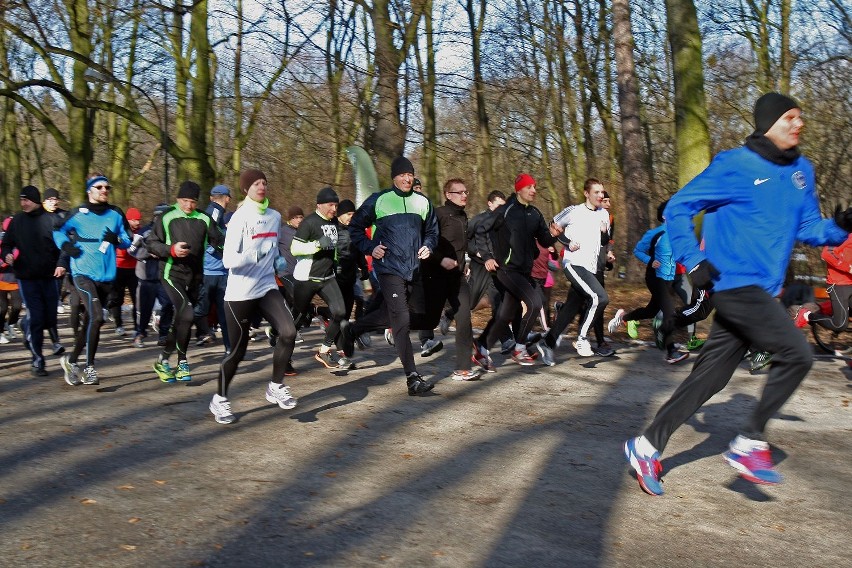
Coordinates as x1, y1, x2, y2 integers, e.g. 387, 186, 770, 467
20, 185, 41, 203
753, 92, 799, 134
177, 180, 201, 200
316, 186, 340, 204
337, 199, 356, 215
391, 156, 415, 178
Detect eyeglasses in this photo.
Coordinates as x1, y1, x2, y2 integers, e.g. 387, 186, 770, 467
92, 184, 111, 191
448, 191, 469, 195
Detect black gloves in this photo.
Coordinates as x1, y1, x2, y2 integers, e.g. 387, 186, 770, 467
317, 235, 335, 250
102, 228, 120, 245
61, 242, 83, 258
834, 204, 852, 232
689, 259, 720, 290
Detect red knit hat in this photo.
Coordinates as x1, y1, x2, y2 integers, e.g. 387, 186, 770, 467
125, 207, 142, 221
514, 173, 535, 192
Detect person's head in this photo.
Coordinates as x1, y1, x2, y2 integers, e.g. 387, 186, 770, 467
412, 178, 423, 193
486, 190, 506, 211
43, 188, 60, 213
583, 178, 605, 208
175, 181, 200, 214
286, 205, 304, 228
514, 173, 536, 205
753, 92, 803, 151
601, 190, 611, 210
125, 207, 142, 231
239, 168, 268, 202
210, 184, 232, 207
85, 173, 111, 205
443, 178, 468, 208
337, 199, 356, 226
391, 156, 415, 193
316, 186, 339, 219
20, 185, 41, 213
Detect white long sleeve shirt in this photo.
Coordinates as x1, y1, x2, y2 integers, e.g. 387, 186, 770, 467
223, 198, 281, 301
553, 203, 610, 272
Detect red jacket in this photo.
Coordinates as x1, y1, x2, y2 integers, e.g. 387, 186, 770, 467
822, 233, 852, 286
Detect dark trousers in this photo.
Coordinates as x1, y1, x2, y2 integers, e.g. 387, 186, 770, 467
71, 275, 112, 367
17, 279, 59, 367
419, 271, 473, 371
625, 271, 676, 350
162, 278, 199, 360
0, 288, 22, 328
108, 267, 138, 332
644, 286, 813, 452
561, 264, 609, 340
193, 273, 230, 350
810, 284, 851, 332
219, 289, 297, 397
293, 278, 346, 348
137, 280, 173, 339
482, 269, 542, 349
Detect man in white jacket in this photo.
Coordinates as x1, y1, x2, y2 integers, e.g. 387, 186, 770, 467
208, 169, 298, 425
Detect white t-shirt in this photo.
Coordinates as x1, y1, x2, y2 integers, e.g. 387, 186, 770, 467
553, 203, 610, 272
223, 199, 281, 301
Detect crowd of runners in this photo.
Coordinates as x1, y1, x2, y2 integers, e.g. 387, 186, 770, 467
1, 92, 850, 495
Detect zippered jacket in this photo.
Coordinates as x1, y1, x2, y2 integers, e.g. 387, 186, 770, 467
475, 194, 557, 274
53, 203, 132, 283
147, 204, 223, 287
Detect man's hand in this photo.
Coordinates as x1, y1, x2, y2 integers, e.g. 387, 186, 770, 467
651, 260, 661, 269
689, 259, 720, 290
61, 242, 83, 258
606, 250, 616, 263
4, 253, 13, 265
485, 259, 499, 272
173, 242, 191, 258
568, 241, 580, 252
834, 204, 852, 232
417, 246, 431, 260
54, 267, 66, 278
102, 228, 120, 245
317, 235, 335, 250
372, 244, 387, 259
549, 222, 564, 237
440, 257, 458, 270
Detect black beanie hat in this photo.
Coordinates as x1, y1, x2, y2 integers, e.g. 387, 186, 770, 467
177, 180, 201, 200
337, 199, 356, 215
657, 199, 669, 223
20, 185, 41, 203
753, 92, 799, 134
391, 156, 415, 178
43, 187, 60, 200
316, 186, 340, 204
240, 169, 267, 193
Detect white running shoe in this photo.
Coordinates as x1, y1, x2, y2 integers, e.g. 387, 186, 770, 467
607, 309, 626, 334
265, 382, 297, 410
60, 355, 81, 386
81, 365, 99, 385
209, 394, 236, 424
0, 333, 9, 345
573, 336, 594, 357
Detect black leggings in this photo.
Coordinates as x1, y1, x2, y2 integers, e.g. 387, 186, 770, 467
0, 288, 22, 328
71, 275, 112, 367
482, 270, 542, 349
810, 284, 851, 332
162, 278, 199, 360
219, 290, 297, 397
625, 271, 676, 350
293, 278, 346, 348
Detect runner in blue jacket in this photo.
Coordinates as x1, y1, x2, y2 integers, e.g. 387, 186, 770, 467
623, 92, 852, 496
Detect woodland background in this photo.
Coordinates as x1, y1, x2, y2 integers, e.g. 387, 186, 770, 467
0, 0, 849, 278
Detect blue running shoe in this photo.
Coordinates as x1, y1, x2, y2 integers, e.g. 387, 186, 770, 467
624, 437, 664, 495
722, 438, 782, 485
175, 360, 192, 382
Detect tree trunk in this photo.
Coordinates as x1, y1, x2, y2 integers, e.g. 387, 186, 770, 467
466, 0, 494, 198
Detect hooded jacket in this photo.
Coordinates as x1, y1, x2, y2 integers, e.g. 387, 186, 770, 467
2, 207, 60, 280
475, 194, 557, 275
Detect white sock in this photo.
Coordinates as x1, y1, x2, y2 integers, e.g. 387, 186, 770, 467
636, 435, 659, 457
732, 435, 768, 452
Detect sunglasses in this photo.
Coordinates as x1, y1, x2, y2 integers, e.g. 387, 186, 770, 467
92, 184, 111, 191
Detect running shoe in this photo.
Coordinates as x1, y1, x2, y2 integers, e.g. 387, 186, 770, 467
685, 335, 705, 351
60, 355, 81, 386
115, 326, 126, 337
153, 358, 177, 383
52, 342, 65, 355
0, 333, 9, 344
175, 360, 192, 382
749, 351, 772, 374
652, 317, 665, 350
500, 339, 516, 355
209, 394, 236, 425
337, 353, 355, 371
624, 437, 664, 496
472, 344, 496, 372
793, 307, 810, 329
511, 346, 536, 366
420, 338, 443, 357
132, 335, 145, 349
451, 369, 483, 381
626, 320, 639, 339
665, 349, 689, 364
294, 331, 304, 344
384, 328, 394, 346
355, 331, 371, 349
722, 436, 782, 484
315, 350, 339, 369
536, 342, 556, 366
265, 381, 297, 409
81, 365, 99, 385
595, 342, 616, 357
31, 362, 48, 377
196, 333, 215, 347
573, 336, 594, 357
406, 372, 434, 395
607, 309, 625, 334
4, 323, 18, 339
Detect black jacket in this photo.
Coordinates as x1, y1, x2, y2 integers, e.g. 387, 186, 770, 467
1, 207, 61, 280
476, 194, 557, 274
424, 200, 468, 276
